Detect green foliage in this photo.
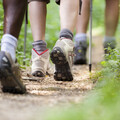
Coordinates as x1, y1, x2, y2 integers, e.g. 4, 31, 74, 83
93, 0, 105, 29
0, 0, 3, 39
43, 49, 120, 120
46, 1, 60, 50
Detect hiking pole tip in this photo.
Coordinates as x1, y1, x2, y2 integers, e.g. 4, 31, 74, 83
89, 64, 92, 72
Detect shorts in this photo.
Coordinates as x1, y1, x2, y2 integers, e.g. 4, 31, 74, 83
28, 0, 60, 5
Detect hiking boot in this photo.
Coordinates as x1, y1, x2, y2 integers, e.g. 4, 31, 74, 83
0, 51, 26, 94
103, 40, 116, 54
50, 38, 74, 81
74, 40, 87, 64
31, 49, 49, 77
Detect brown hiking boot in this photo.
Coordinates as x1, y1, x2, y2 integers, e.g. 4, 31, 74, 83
0, 51, 26, 94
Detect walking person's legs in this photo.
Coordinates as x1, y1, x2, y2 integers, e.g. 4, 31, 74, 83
51, 0, 79, 81
74, 0, 119, 64
28, 0, 49, 77
74, 0, 90, 64
29, 1, 47, 41
0, 0, 27, 93
104, 0, 119, 53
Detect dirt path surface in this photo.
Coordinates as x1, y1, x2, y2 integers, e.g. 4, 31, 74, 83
0, 36, 104, 120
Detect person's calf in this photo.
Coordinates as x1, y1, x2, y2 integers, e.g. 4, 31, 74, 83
60, 0, 79, 32
3, 0, 27, 38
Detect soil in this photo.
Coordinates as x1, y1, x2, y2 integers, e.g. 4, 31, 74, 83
0, 36, 104, 120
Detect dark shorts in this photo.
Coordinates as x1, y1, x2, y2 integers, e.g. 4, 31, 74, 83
28, 0, 60, 5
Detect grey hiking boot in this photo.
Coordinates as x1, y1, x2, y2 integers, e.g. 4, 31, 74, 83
74, 40, 87, 65
31, 49, 49, 77
50, 38, 74, 81
103, 39, 116, 54
0, 51, 26, 94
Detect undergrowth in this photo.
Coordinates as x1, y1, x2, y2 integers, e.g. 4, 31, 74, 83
43, 49, 120, 120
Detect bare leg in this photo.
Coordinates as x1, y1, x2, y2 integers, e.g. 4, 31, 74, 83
29, 1, 46, 41
50, 0, 79, 81
2, 0, 27, 61
76, 0, 90, 34
29, 1, 48, 77
60, 0, 79, 32
0, 0, 27, 94
3, 0, 27, 38
104, 0, 119, 53
105, 0, 119, 36
74, 0, 90, 65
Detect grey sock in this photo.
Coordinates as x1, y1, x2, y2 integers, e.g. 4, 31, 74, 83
32, 40, 47, 54
59, 29, 73, 40
1, 34, 17, 62
74, 33, 87, 48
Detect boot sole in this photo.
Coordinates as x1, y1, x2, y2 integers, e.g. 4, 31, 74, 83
32, 71, 45, 77
74, 59, 87, 65
0, 65, 26, 94
50, 47, 73, 81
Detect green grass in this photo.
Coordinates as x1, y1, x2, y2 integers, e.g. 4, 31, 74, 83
43, 49, 120, 120
0, 0, 3, 39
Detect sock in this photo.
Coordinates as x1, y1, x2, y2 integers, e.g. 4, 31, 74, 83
59, 29, 73, 40
103, 36, 116, 49
1, 34, 17, 62
32, 40, 47, 54
74, 33, 87, 48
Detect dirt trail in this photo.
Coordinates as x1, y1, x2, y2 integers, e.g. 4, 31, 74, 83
0, 36, 104, 120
